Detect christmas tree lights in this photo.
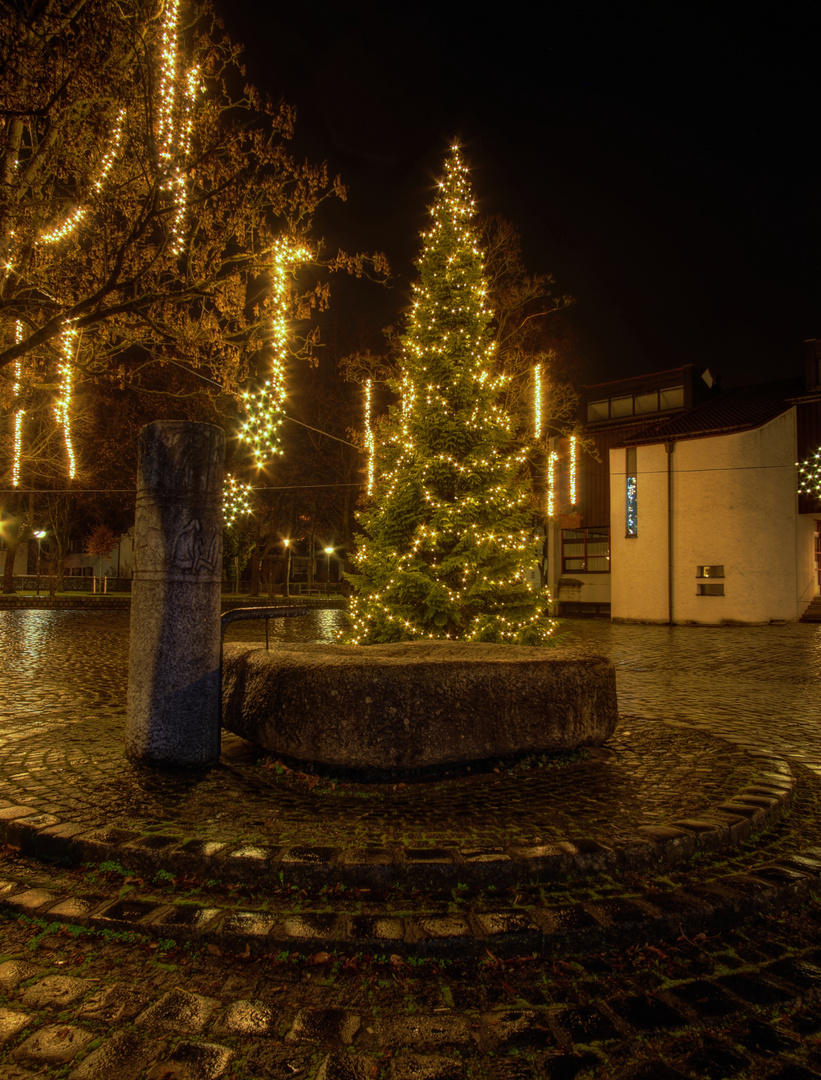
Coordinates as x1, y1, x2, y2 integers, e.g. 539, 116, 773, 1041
347, 144, 554, 646
240, 240, 309, 466
797, 449, 821, 498
223, 473, 253, 526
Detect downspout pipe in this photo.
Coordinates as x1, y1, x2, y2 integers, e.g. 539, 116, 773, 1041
665, 440, 675, 624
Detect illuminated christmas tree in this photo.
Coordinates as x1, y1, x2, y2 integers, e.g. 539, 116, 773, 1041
347, 145, 554, 645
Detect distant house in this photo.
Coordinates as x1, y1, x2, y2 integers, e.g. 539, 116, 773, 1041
545, 344, 821, 624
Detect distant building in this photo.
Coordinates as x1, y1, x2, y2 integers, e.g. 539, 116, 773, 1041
545, 345, 821, 624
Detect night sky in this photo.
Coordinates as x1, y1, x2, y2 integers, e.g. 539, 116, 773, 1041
218, 1, 819, 389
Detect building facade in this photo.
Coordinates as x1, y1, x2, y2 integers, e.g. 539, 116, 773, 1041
546, 347, 821, 624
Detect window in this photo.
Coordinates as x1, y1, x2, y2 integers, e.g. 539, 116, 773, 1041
610, 395, 633, 418
697, 583, 725, 596
696, 566, 724, 596
626, 448, 637, 536
587, 400, 609, 423
660, 386, 684, 410
585, 385, 686, 424
562, 527, 610, 573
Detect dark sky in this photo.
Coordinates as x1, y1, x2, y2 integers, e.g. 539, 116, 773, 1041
218, 1, 819, 389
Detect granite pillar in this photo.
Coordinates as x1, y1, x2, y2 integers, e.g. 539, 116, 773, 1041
126, 421, 224, 766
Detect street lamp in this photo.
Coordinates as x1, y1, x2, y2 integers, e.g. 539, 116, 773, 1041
34, 530, 46, 597
283, 538, 291, 598
324, 546, 334, 595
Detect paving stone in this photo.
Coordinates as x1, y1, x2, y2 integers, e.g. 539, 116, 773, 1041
683, 1042, 750, 1077
764, 1066, 821, 1080
0, 960, 40, 993
0, 1007, 31, 1045
5, 887, 57, 911
480, 1009, 552, 1050
314, 1052, 380, 1079
766, 958, 821, 990
741, 1018, 799, 1056
76, 983, 150, 1022
369, 1014, 476, 1052
218, 910, 276, 936
542, 1051, 601, 1079
621, 1065, 689, 1080
12, 1023, 95, 1064
665, 978, 739, 1018
609, 994, 686, 1032
550, 1004, 619, 1044
20, 974, 96, 1009
389, 1054, 466, 1079
135, 988, 220, 1035
212, 999, 279, 1036
47, 895, 106, 919
145, 1040, 233, 1079
717, 972, 795, 1006
286, 1006, 361, 1045
68, 1030, 159, 1079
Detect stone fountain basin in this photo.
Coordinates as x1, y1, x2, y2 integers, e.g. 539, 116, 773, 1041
221, 640, 618, 776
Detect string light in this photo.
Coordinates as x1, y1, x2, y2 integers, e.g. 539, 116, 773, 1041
569, 435, 577, 504
54, 324, 77, 479
11, 321, 24, 487
534, 363, 542, 440
347, 144, 554, 646
365, 379, 375, 496
547, 450, 558, 518
223, 473, 253, 526
797, 449, 821, 498
240, 240, 309, 466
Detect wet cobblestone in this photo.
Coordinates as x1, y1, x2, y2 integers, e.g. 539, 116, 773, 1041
1, 609, 821, 1077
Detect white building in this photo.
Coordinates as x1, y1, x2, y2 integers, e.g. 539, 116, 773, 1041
546, 348, 821, 624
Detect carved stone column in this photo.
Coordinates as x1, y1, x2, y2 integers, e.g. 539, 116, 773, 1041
126, 421, 224, 765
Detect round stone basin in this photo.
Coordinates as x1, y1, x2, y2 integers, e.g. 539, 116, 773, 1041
222, 640, 618, 778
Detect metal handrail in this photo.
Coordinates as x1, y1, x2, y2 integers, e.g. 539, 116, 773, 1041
220, 605, 309, 650
219, 605, 309, 738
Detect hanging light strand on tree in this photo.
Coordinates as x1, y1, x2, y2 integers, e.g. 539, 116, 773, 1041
365, 379, 376, 496
533, 363, 543, 440
569, 435, 577, 504
54, 324, 77, 479
11, 321, 24, 488
240, 240, 309, 466
223, 473, 253, 526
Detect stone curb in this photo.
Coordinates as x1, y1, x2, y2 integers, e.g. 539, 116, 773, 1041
2, 845, 820, 961
0, 753, 796, 894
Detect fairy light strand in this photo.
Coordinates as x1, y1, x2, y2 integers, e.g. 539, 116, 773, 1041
547, 450, 559, 517
365, 378, 375, 496
54, 325, 77, 479
534, 363, 542, 440
569, 434, 577, 504
240, 241, 310, 466
11, 321, 24, 487
797, 448, 821, 498
223, 473, 253, 526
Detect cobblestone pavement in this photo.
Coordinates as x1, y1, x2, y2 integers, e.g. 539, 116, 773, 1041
0, 609, 820, 1078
